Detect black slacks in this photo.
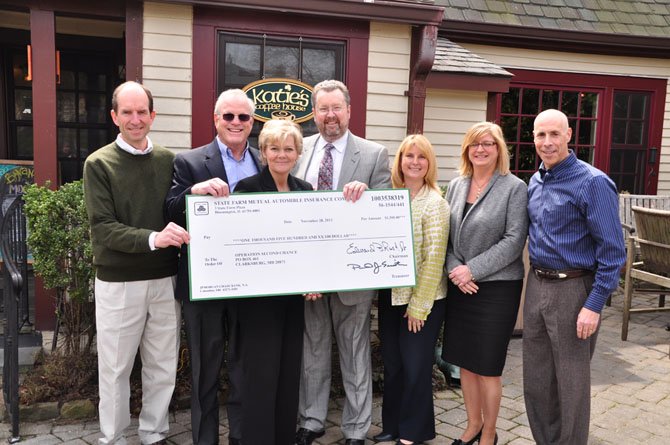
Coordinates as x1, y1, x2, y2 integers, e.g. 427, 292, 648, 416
182, 297, 243, 444
237, 295, 304, 445
378, 289, 446, 443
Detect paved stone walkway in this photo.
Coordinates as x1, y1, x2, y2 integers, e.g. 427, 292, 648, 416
1, 292, 668, 444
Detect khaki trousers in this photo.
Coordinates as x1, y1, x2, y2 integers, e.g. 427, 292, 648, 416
95, 276, 180, 445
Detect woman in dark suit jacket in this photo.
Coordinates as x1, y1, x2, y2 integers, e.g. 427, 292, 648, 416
234, 119, 313, 445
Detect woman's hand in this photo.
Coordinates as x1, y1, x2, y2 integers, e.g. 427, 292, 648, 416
449, 265, 479, 294
404, 312, 425, 333
303, 292, 323, 301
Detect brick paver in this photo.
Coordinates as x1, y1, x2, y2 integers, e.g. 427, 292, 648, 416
1, 291, 668, 444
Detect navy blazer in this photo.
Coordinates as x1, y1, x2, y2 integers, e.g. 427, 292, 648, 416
165, 139, 261, 301
235, 165, 313, 193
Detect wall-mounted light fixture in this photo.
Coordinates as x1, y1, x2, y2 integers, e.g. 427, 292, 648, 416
648, 146, 658, 164
25, 45, 32, 81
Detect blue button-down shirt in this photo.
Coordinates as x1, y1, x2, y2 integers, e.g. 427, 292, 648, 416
216, 137, 259, 192
528, 151, 626, 313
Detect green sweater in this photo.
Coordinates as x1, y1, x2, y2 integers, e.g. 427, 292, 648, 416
83, 142, 178, 282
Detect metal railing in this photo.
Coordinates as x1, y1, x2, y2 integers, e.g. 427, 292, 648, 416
2, 196, 27, 443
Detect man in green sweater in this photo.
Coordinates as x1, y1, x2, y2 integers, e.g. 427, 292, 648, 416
83, 81, 190, 445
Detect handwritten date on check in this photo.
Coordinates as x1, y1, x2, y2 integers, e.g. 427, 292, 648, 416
186, 189, 416, 300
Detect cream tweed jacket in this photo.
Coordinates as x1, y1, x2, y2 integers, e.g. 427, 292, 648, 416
392, 185, 449, 320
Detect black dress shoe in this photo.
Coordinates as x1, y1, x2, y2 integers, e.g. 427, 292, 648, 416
345, 440, 365, 445
373, 432, 397, 442
229, 438, 241, 445
295, 427, 325, 445
451, 427, 482, 445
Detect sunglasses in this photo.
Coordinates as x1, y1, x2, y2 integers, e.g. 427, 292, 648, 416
220, 113, 252, 122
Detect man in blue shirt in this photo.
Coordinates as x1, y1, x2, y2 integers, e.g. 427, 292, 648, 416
524, 109, 625, 445
166, 89, 261, 445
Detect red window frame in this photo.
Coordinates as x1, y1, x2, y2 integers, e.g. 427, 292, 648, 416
491, 69, 666, 193
191, 6, 370, 149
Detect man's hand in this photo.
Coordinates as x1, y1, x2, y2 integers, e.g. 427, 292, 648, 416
342, 181, 368, 202
191, 178, 230, 197
154, 222, 190, 248
576, 307, 600, 339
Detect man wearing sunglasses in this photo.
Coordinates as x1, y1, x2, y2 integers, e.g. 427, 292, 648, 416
166, 88, 261, 445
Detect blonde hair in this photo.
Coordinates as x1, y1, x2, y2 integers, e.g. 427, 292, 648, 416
258, 119, 303, 164
391, 134, 440, 192
459, 122, 510, 177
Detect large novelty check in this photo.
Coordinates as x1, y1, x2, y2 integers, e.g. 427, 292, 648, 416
186, 190, 416, 300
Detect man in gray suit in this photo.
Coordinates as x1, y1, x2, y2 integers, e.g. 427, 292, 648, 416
294, 80, 391, 445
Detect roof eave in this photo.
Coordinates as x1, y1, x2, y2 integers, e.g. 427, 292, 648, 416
162, 0, 444, 26
440, 20, 670, 60
426, 71, 512, 93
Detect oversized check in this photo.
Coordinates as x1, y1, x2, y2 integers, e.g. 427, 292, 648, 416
186, 189, 416, 300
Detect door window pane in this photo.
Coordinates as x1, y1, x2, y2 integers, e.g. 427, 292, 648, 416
78, 72, 106, 91
302, 48, 336, 85
80, 129, 109, 157
541, 90, 559, 110
501, 87, 519, 114
57, 92, 77, 122
14, 90, 33, 121
521, 88, 539, 115
500, 116, 518, 142
78, 93, 107, 123
630, 94, 648, 119
561, 91, 578, 117
518, 145, 536, 171
628, 121, 644, 145
224, 43, 261, 86
578, 120, 596, 145
16, 127, 34, 158
12, 53, 31, 87
264, 46, 299, 78
60, 69, 76, 89
580, 92, 598, 117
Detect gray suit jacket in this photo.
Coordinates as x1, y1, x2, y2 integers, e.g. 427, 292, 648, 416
446, 172, 528, 282
295, 131, 391, 305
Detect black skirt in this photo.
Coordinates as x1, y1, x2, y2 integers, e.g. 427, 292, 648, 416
442, 280, 522, 376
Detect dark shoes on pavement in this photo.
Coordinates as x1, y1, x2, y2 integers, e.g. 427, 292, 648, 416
373, 431, 397, 442
345, 440, 365, 445
295, 427, 325, 445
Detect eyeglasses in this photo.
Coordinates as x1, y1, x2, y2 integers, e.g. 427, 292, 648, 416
316, 106, 344, 115
468, 141, 497, 149
219, 113, 252, 122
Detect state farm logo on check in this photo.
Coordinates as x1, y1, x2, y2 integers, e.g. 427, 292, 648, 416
194, 202, 209, 216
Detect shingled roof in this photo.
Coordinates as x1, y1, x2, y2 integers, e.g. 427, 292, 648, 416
433, 37, 513, 76
434, 0, 670, 38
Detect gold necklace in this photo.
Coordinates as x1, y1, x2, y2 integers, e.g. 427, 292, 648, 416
472, 176, 491, 200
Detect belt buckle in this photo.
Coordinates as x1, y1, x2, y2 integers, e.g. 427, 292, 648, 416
535, 268, 563, 280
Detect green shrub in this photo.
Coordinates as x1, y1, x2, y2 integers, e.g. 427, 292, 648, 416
24, 181, 95, 355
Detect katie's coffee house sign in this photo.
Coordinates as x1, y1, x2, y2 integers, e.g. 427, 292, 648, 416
243, 78, 314, 123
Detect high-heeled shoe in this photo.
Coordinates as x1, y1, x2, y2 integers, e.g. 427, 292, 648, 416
450, 427, 482, 445
478, 432, 498, 445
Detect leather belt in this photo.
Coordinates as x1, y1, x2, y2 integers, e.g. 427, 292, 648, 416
532, 266, 593, 280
